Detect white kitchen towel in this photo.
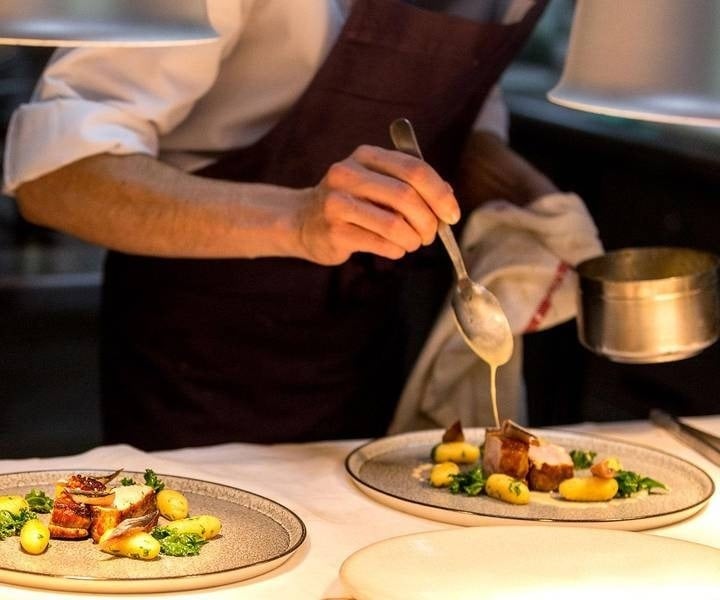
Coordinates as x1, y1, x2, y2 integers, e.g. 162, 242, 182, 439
388, 191, 604, 434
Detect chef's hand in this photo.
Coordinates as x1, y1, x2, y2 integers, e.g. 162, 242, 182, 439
295, 145, 460, 266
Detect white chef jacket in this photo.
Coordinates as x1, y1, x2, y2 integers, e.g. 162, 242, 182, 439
3, 0, 516, 194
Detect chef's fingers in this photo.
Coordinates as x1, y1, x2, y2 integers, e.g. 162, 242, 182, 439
298, 188, 415, 264
329, 190, 423, 253
327, 163, 437, 246
331, 221, 410, 260
347, 144, 461, 225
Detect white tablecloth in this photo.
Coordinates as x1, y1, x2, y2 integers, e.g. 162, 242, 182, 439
1, 416, 719, 599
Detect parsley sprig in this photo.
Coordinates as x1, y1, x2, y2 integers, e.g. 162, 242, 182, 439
0, 508, 36, 540
448, 467, 487, 496
151, 528, 207, 556
120, 469, 165, 493
614, 470, 667, 498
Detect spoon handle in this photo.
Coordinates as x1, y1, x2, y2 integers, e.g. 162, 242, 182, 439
389, 118, 469, 281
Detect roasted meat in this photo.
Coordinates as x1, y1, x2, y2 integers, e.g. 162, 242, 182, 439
48, 490, 93, 538
90, 484, 158, 543
482, 430, 530, 480
48, 470, 157, 543
527, 442, 574, 491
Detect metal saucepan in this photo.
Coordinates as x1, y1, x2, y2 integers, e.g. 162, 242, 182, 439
576, 246, 720, 363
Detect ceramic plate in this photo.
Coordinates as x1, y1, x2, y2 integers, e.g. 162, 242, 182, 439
346, 428, 714, 530
0, 470, 306, 593
340, 526, 720, 599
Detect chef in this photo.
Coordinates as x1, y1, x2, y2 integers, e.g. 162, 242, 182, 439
4, 0, 556, 449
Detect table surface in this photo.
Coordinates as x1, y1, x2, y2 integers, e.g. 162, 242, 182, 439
1, 416, 718, 599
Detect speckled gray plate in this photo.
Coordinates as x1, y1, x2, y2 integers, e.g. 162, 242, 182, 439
346, 429, 715, 531
0, 470, 307, 594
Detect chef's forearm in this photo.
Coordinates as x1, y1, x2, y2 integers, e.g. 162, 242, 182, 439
456, 130, 557, 210
15, 153, 305, 258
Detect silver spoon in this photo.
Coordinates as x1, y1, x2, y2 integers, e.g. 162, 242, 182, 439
389, 118, 514, 369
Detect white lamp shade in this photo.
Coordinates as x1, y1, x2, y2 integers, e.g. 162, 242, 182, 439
0, 0, 218, 47
548, 0, 720, 127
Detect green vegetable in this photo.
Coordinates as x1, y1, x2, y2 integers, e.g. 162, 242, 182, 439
448, 467, 487, 496
24, 489, 54, 513
0, 508, 37, 540
151, 529, 207, 556
143, 469, 165, 493
614, 470, 667, 498
569, 449, 597, 470
120, 469, 165, 493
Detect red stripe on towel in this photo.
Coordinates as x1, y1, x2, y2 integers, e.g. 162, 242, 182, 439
524, 261, 571, 333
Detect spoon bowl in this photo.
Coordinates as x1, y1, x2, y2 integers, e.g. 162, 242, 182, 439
389, 118, 513, 368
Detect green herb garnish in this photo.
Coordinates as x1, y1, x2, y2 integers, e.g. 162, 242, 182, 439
120, 469, 165, 492
0, 508, 36, 540
151, 529, 207, 556
24, 489, 54, 513
143, 469, 165, 493
614, 470, 667, 498
448, 467, 487, 496
569, 449, 597, 470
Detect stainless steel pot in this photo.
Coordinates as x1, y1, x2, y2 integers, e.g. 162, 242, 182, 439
576, 247, 720, 363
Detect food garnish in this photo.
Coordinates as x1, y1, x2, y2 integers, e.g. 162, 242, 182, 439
569, 449, 597, 469
448, 467, 487, 496
613, 470, 667, 498
24, 489, 54, 513
120, 469, 165, 493
0, 507, 36, 540
152, 531, 207, 557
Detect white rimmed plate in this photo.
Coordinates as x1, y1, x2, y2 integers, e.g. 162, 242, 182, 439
340, 526, 720, 599
0, 470, 306, 593
345, 428, 714, 530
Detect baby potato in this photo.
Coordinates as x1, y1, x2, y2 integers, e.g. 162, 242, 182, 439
101, 532, 161, 560
431, 442, 480, 464
558, 476, 619, 502
0, 495, 29, 515
484, 473, 530, 505
160, 515, 222, 540
429, 462, 460, 488
19, 519, 50, 555
156, 489, 189, 521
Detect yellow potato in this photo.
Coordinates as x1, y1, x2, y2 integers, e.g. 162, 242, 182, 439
429, 462, 460, 488
101, 532, 161, 560
156, 489, 189, 521
484, 473, 530, 505
0, 495, 29, 515
431, 442, 480, 464
558, 476, 619, 502
19, 519, 50, 555
160, 515, 222, 540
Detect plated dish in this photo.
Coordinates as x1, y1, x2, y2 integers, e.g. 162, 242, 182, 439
340, 526, 720, 599
0, 470, 306, 593
345, 428, 714, 530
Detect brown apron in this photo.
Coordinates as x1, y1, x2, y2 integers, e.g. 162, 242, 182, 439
100, 0, 547, 449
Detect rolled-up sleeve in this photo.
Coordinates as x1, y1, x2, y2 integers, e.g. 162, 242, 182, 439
3, 0, 243, 194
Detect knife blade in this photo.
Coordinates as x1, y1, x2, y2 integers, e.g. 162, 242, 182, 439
649, 409, 720, 466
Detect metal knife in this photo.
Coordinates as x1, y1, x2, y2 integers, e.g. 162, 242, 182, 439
650, 409, 720, 466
